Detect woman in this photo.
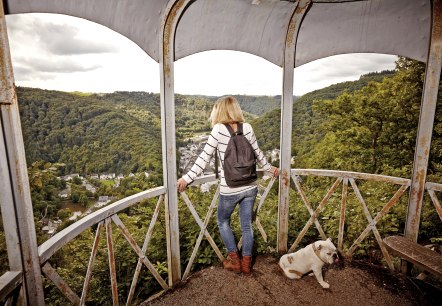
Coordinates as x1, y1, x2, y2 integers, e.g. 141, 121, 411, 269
177, 96, 279, 275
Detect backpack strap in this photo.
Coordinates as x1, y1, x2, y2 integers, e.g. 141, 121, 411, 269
224, 123, 235, 136
237, 123, 244, 134
214, 147, 219, 179
223, 123, 243, 136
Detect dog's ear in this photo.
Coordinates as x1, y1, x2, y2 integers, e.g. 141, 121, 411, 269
327, 237, 332, 242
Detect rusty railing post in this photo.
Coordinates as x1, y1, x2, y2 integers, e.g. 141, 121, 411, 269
159, 0, 193, 285
405, 0, 442, 243
0, 2, 45, 304
278, 0, 311, 253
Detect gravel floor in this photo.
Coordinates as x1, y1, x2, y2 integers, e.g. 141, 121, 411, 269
141, 256, 440, 306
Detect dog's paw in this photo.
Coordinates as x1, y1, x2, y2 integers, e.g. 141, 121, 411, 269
320, 281, 330, 289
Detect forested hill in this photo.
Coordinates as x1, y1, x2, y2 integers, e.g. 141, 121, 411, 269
17, 69, 407, 178
195, 95, 282, 116
16, 88, 278, 176
233, 95, 284, 115
252, 70, 395, 153
253, 61, 442, 179
17, 88, 164, 177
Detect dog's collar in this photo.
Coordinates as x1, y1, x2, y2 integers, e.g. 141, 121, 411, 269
312, 242, 328, 264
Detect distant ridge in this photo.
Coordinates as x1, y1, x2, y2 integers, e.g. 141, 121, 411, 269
252, 70, 395, 152
16, 70, 394, 176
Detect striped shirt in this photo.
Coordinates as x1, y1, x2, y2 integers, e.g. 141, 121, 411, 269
182, 123, 271, 195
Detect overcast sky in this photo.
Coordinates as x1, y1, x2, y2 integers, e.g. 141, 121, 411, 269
5, 13, 397, 97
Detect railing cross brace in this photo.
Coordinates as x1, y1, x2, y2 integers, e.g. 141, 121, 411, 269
181, 187, 221, 280
349, 179, 394, 270
80, 221, 104, 305
111, 215, 169, 291
41, 262, 80, 305
427, 189, 442, 221
292, 174, 329, 239
180, 191, 225, 265
288, 177, 342, 253
126, 195, 164, 305
346, 185, 408, 257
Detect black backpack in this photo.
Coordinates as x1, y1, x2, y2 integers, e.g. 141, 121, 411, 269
222, 123, 257, 187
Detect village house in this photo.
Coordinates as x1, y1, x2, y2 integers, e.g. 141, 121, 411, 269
98, 196, 109, 202
58, 189, 70, 199
60, 173, 79, 181
42, 220, 58, 236
82, 182, 96, 193
100, 173, 116, 180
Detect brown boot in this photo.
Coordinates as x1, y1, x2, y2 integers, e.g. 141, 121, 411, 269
241, 255, 252, 276
223, 251, 241, 273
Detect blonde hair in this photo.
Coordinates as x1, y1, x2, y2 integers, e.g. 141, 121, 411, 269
210, 96, 245, 127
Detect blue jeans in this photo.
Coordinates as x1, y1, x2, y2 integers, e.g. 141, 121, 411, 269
217, 188, 258, 257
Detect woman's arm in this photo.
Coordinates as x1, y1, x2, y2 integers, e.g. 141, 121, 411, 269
177, 125, 219, 191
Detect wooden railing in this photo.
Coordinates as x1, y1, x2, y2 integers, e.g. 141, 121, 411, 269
180, 173, 277, 280
38, 187, 167, 305
289, 169, 412, 270
288, 169, 441, 270
1, 169, 441, 304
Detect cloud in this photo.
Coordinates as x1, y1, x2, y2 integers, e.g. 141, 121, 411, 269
7, 14, 119, 56
12, 65, 35, 81
6, 14, 119, 86
35, 21, 119, 55
18, 56, 101, 73
5, 14, 397, 96
13, 65, 58, 82
292, 54, 397, 95
296, 54, 397, 84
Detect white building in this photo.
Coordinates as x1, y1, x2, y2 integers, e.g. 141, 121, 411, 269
58, 189, 70, 199
61, 174, 80, 181
98, 196, 109, 202
83, 183, 97, 193
100, 173, 115, 180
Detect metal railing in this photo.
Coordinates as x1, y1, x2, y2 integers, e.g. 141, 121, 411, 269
1, 169, 441, 304
179, 172, 277, 280
288, 169, 441, 269
38, 186, 167, 305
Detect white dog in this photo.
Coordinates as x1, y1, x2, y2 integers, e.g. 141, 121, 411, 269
279, 238, 339, 288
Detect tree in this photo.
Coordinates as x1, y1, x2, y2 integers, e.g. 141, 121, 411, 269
71, 176, 82, 185
306, 57, 426, 176
27, 161, 64, 219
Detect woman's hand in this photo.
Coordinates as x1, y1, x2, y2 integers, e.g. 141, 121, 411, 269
270, 166, 279, 178
177, 178, 188, 192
